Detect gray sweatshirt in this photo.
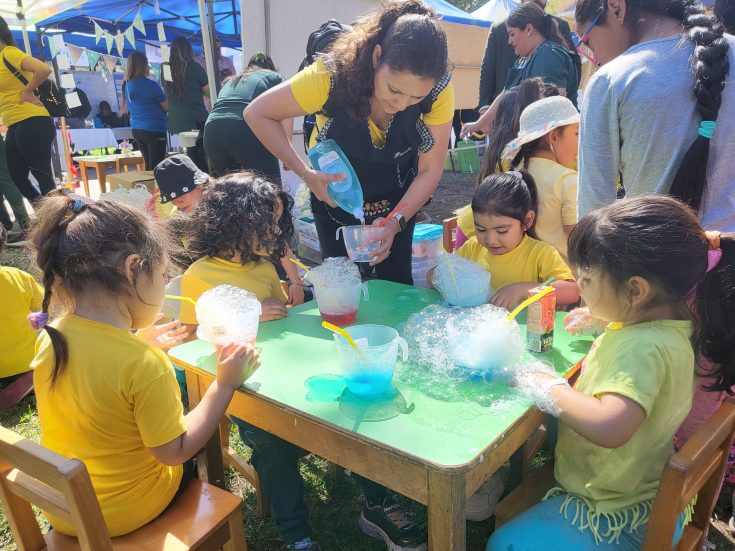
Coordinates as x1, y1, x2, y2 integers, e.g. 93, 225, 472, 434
578, 34, 735, 231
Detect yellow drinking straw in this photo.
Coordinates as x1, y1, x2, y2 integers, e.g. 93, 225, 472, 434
506, 277, 556, 322
166, 294, 197, 306
321, 321, 362, 353
289, 257, 311, 272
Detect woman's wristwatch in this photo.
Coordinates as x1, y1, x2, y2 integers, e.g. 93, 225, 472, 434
393, 213, 407, 233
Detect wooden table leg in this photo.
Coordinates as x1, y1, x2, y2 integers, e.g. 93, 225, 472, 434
186, 371, 227, 489
98, 163, 108, 194
428, 470, 466, 550
79, 163, 90, 197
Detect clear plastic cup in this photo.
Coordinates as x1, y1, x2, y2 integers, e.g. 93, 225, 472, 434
336, 225, 382, 263
195, 285, 262, 347
333, 324, 408, 401
313, 280, 369, 325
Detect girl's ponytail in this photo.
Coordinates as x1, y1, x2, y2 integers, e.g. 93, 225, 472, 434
692, 232, 735, 392
668, 13, 730, 213
29, 197, 80, 386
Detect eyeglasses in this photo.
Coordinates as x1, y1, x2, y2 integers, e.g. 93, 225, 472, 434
573, 8, 604, 65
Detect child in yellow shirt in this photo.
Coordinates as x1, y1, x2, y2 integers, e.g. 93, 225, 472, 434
431, 170, 579, 308
0, 225, 42, 408
176, 172, 293, 332
489, 196, 735, 548
28, 196, 259, 537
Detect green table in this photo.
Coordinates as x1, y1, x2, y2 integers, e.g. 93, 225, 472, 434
169, 280, 592, 549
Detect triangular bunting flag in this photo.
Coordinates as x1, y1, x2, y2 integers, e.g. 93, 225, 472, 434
48, 34, 64, 58
121, 57, 127, 71
87, 49, 101, 70
103, 55, 117, 74
67, 44, 84, 65
115, 31, 125, 57
154, 0, 160, 15
124, 26, 136, 49
100, 62, 109, 82
133, 11, 146, 35
104, 32, 114, 54
157, 22, 166, 43
93, 21, 103, 44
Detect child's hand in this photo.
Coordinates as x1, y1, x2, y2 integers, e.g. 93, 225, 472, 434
288, 283, 305, 306
136, 317, 188, 349
564, 307, 606, 337
490, 283, 532, 310
260, 298, 288, 321
216, 342, 261, 390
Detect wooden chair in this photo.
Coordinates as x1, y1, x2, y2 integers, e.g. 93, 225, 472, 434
0, 425, 248, 550
494, 397, 735, 551
442, 216, 458, 252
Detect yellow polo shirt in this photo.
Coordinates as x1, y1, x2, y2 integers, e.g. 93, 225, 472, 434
0, 266, 43, 377
180, 256, 288, 325
33, 315, 186, 536
456, 234, 574, 290
0, 46, 50, 127
291, 57, 455, 149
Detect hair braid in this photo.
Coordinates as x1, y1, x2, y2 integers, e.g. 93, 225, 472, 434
668, 12, 730, 212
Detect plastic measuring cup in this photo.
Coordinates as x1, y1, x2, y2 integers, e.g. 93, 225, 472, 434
333, 324, 408, 401
313, 280, 369, 326
195, 285, 262, 346
336, 225, 382, 263
446, 315, 523, 380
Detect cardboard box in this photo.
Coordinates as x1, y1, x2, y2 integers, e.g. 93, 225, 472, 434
107, 170, 157, 192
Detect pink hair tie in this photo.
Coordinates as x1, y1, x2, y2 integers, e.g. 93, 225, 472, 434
707, 248, 723, 273
27, 312, 49, 331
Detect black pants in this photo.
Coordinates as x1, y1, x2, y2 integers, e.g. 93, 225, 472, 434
132, 129, 167, 170
5, 116, 56, 200
203, 119, 281, 183
311, 196, 417, 285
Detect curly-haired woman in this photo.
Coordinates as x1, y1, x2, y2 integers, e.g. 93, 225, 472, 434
164, 37, 209, 136
245, 0, 454, 288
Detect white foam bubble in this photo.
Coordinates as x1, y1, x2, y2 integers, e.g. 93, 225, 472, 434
433, 254, 492, 307
196, 285, 262, 345
306, 256, 361, 288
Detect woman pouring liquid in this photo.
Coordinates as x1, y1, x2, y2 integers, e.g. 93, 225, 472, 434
245, 0, 454, 284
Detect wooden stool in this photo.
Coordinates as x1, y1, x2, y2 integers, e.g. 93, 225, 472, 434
0, 426, 247, 550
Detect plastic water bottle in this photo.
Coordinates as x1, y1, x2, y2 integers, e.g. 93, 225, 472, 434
308, 139, 364, 221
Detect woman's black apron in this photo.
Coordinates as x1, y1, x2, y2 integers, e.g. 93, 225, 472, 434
310, 71, 451, 284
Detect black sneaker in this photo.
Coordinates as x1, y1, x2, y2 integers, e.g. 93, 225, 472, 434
287, 537, 320, 551
359, 497, 427, 551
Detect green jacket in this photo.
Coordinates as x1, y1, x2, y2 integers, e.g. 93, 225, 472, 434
478, 16, 580, 108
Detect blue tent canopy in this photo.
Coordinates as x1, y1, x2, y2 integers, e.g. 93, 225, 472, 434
35, 0, 241, 52
423, 0, 491, 27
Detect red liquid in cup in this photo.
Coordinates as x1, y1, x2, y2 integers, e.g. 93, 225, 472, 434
320, 310, 357, 326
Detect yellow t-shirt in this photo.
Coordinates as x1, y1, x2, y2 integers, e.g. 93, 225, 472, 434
0, 266, 42, 377
456, 205, 475, 241
554, 320, 695, 514
525, 157, 577, 260
456, 234, 574, 290
32, 315, 185, 536
291, 57, 455, 149
0, 46, 50, 127
180, 256, 288, 325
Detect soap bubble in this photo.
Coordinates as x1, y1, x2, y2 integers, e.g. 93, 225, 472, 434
306, 256, 361, 288
398, 304, 529, 408
196, 285, 262, 346
446, 305, 524, 381
433, 254, 492, 307
512, 360, 566, 417
564, 307, 607, 337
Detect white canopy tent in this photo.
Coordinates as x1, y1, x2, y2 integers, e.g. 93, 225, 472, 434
0, 0, 88, 53
471, 0, 520, 23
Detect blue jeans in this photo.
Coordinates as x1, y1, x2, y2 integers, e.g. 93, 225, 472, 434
488, 495, 685, 550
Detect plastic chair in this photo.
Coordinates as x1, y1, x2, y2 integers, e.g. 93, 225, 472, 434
494, 397, 735, 551
0, 425, 247, 550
